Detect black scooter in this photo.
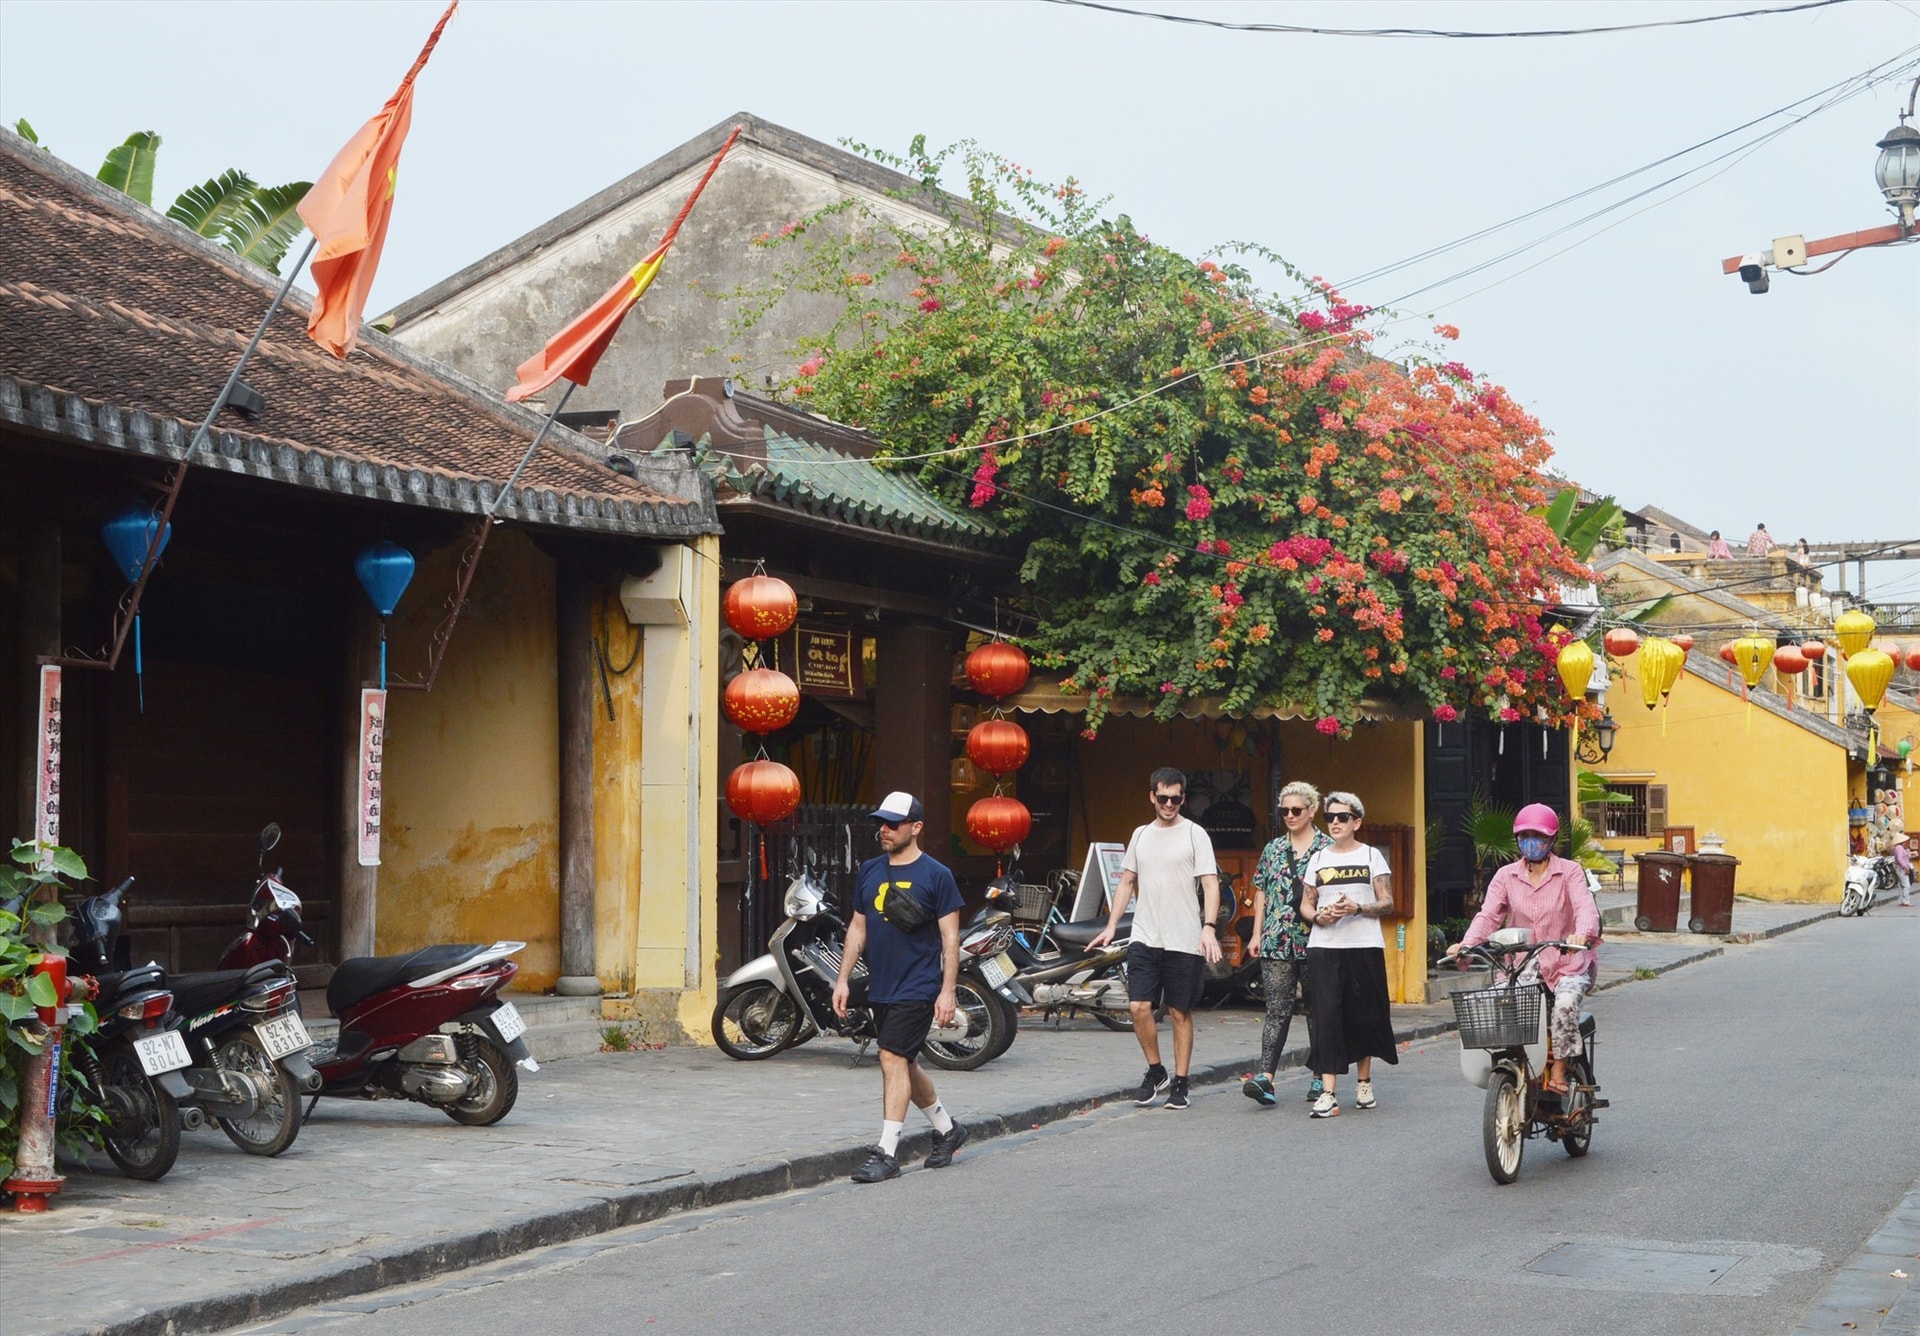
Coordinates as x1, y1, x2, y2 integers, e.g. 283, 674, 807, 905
973, 871, 1138, 1031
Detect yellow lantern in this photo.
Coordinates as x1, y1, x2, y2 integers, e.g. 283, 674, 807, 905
1834, 609, 1876, 658
1730, 635, 1774, 730
1639, 637, 1685, 734
1556, 639, 1595, 702
1847, 647, 1896, 762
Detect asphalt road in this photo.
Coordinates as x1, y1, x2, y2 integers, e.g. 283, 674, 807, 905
242, 911, 1920, 1336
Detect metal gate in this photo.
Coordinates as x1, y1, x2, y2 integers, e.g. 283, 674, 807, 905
741, 803, 872, 962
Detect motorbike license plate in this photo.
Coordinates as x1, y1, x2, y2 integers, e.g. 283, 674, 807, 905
254, 1013, 312, 1060
134, 1030, 192, 1076
491, 1002, 527, 1043
981, 952, 1015, 988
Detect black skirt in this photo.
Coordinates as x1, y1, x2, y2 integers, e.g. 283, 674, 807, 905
1304, 946, 1399, 1075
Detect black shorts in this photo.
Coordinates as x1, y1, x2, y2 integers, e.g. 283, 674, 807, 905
872, 999, 935, 1061
1125, 942, 1204, 1013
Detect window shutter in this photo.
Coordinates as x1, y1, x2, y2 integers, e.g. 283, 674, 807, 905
1647, 784, 1668, 837
1581, 797, 1606, 830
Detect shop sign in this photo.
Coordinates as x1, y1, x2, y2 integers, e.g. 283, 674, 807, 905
780, 624, 861, 699
35, 666, 61, 858
357, 689, 386, 866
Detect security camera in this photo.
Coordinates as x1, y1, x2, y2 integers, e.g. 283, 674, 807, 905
1738, 255, 1770, 295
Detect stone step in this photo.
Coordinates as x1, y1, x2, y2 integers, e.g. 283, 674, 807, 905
292, 988, 607, 1063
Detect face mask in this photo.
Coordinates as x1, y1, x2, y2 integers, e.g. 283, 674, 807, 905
1517, 836, 1552, 863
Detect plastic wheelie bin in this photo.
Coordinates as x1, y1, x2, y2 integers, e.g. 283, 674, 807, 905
1688, 851, 1740, 934
1634, 850, 1688, 932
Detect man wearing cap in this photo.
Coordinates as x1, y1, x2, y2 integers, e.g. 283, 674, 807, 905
833, 792, 968, 1183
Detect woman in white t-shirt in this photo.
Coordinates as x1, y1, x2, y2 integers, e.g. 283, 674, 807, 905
1298, 790, 1398, 1119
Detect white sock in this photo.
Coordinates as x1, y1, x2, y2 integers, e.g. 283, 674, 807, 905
879, 1119, 904, 1156
922, 1100, 953, 1135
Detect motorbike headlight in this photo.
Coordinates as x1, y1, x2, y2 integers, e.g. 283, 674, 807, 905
784, 882, 822, 919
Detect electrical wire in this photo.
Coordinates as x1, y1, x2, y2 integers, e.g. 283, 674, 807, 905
1043, 0, 1857, 40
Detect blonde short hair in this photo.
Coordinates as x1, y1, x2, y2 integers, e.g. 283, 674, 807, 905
1277, 781, 1321, 809
1323, 790, 1365, 820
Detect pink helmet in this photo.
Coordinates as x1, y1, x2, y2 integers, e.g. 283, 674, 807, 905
1513, 803, 1560, 838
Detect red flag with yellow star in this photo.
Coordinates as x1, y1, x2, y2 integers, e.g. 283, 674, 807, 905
506, 126, 741, 403
298, 1, 457, 359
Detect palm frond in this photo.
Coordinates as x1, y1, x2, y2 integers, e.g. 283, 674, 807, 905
1563, 818, 1616, 873
1459, 791, 1518, 870
166, 169, 259, 238
220, 181, 311, 274
97, 132, 161, 206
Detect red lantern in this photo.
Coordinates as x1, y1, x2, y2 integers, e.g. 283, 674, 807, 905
966, 718, 1030, 776
724, 668, 800, 734
726, 759, 801, 824
1906, 644, 1920, 672
1771, 644, 1808, 677
1718, 642, 1738, 664
965, 641, 1031, 699
966, 794, 1031, 852
1801, 641, 1826, 663
1671, 634, 1694, 653
723, 575, 798, 641
1603, 627, 1640, 658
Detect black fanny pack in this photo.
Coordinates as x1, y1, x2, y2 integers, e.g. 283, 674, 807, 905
877, 881, 935, 933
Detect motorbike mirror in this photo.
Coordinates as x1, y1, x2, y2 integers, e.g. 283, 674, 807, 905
259, 823, 283, 863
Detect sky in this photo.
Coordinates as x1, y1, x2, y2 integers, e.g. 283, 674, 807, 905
2, 0, 1916, 601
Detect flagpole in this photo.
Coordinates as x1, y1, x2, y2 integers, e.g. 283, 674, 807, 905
490, 381, 576, 518
63, 235, 320, 675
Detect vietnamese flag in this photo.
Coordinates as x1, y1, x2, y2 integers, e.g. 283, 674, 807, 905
506, 126, 742, 403
299, 1, 458, 359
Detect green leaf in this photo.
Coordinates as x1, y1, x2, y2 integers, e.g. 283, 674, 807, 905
166, 168, 259, 238
14, 118, 41, 147
97, 131, 161, 206
26, 901, 66, 927
1541, 488, 1578, 539
1561, 497, 1620, 561
25, 972, 58, 1007
46, 845, 88, 881
0, 991, 34, 1023
221, 180, 310, 274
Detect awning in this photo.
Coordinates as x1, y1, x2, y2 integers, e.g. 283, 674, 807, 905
1001, 679, 1404, 723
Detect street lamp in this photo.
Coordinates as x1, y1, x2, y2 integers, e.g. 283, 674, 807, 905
1592, 712, 1618, 761
1876, 77, 1920, 230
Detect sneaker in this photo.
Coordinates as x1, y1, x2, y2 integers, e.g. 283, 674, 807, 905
1134, 1066, 1171, 1106
925, 1121, 970, 1169
851, 1148, 900, 1183
1355, 1079, 1376, 1110
1310, 1090, 1340, 1119
1307, 1076, 1325, 1104
1165, 1077, 1191, 1110
1243, 1074, 1277, 1107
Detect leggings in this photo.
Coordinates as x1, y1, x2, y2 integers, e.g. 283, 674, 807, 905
1258, 958, 1303, 1075
1551, 979, 1590, 1064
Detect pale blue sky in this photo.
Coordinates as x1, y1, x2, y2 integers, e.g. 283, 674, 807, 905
2, 0, 1915, 598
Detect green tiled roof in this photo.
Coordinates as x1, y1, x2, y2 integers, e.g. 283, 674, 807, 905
684, 427, 995, 547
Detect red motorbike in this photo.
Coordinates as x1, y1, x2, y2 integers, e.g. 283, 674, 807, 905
220, 825, 539, 1126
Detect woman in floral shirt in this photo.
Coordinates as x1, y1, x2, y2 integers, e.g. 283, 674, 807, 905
1243, 781, 1332, 1107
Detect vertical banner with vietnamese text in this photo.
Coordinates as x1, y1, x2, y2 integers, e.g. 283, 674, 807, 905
358, 689, 387, 866
35, 666, 62, 861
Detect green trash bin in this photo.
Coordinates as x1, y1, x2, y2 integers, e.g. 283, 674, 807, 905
1688, 852, 1740, 934
1634, 850, 1687, 932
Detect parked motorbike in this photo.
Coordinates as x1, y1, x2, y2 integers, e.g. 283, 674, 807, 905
975, 870, 1137, 1031
712, 868, 1015, 1070
69, 872, 316, 1157
1841, 855, 1895, 917
1451, 929, 1609, 1185
69, 964, 194, 1180
218, 834, 539, 1125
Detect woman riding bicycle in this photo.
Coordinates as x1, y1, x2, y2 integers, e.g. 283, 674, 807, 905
1445, 804, 1600, 1095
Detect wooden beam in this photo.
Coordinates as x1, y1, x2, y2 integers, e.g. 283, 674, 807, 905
1722, 222, 1910, 273
721, 561, 952, 619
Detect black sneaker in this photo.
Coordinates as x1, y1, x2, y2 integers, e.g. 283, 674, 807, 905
851, 1148, 900, 1183
925, 1121, 970, 1169
1133, 1066, 1171, 1106
1165, 1076, 1191, 1110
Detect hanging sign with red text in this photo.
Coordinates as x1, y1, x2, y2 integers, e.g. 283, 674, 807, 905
357, 689, 387, 866
35, 666, 61, 857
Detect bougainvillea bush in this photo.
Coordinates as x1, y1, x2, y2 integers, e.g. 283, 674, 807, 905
738, 139, 1598, 736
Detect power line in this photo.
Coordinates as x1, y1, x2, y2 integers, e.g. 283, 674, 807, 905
1044, 0, 1857, 39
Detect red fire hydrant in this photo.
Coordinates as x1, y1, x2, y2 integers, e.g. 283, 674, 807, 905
4, 952, 89, 1213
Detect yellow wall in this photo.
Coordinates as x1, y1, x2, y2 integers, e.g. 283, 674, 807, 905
380, 531, 563, 981
1598, 660, 1850, 901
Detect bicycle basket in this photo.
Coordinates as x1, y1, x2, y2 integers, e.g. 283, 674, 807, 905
1452, 985, 1541, 1050
1010, 882, 1055, 925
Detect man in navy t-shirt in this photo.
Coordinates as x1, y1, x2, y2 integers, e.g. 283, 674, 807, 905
833, 791, 969, 1183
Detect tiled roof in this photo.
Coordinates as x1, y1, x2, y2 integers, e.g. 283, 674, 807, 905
686, 427, 995, 546
0, 131, 719, 537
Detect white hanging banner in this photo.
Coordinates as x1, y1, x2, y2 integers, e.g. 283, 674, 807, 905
357, 689, 387, 867
34, 666, 61, 857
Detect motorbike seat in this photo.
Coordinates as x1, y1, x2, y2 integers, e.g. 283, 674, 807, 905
90, 964, 166, 1007
327, 944, 487, 1014
1579, 1012, 1596, 1038
1050, 914, 1132, 951
168, 962, 290, 1019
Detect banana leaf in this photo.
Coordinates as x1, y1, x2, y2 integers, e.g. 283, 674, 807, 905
166, 168, 260, 239
221, 180, 310, 274
1561, 497, 1620, 561
1540, 488, 1579, 538
97, 131, 161, 206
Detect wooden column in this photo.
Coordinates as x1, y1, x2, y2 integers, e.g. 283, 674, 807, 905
336, 598, 378, 960
555, 565, 599, 995
14, 515, 59, 842
874, 621, 954, 861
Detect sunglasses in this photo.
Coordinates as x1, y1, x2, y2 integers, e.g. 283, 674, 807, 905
1152, 794, 1185, 807
1325, 811, 1357, 822
876, 818, 911, 830
1278, 806, 1309, 818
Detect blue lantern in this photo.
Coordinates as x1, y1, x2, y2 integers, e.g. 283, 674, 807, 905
355, 542, 415, 689
101, 505, 172, 714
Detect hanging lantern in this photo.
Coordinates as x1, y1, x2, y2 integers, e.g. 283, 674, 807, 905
1802, 641, 1826, 663
1771, 644, 1808, 678
965, 641, 1031, 699
1671, 634, 1694, 653
355, 540, 416, 691
723, 574, 798, 641
1555, 639, 1595, 702
1638, 644, 1666, 712
1847, 648, 1896, 764
1731, 636, 1774, 687
966, 794, 1032, 852
966, 718, 1031, 776
1899, 737, 1914, 760
1718, 641, 1737, 664
101, 506, 175, 715
1906, 644, 1920, 672
1834, 609, 1876, 657
723, 668, 801, 734
1603, 627, 1640, 658
725, 759, 802, 824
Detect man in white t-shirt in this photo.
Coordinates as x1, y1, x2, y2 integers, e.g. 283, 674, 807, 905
1090, 767, 1222, 1110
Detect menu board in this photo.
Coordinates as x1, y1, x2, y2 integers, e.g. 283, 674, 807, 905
777, 624, 862, 699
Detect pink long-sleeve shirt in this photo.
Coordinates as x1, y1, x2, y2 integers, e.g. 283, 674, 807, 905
1462, 855, 1602, 989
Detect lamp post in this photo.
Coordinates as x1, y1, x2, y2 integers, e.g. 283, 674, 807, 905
1874, 76, 1920, 231
1592, 712, 1619, 761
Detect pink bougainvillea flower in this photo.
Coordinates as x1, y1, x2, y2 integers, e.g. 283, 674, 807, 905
1316, 715, 1340, 736
1185, 484, 1213, 521
1433, 704, 1459, 722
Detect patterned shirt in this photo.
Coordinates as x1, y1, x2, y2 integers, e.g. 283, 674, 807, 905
1251, 829, 1331, 960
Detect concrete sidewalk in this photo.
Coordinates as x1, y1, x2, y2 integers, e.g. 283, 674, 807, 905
0, 900, 1874, 1336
